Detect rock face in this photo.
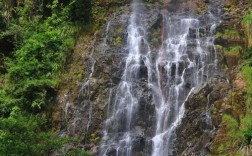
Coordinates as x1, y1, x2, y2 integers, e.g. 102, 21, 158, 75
51, 0, 251, 155
175, 78, 230, 155
174, 0, 250, 155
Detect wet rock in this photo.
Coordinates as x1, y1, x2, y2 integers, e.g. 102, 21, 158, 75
221, 12, 232, 21
174, 78, 230, 155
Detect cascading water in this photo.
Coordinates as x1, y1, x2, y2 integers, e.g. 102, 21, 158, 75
100, 1, 150, 155
150, 16, 218, 155
100, 0, 221, 155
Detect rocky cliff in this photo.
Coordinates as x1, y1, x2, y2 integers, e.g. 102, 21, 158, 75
51, 0, 252, 155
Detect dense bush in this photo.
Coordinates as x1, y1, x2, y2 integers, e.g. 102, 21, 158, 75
0, 107, 73, 155
0, 0, 94, 155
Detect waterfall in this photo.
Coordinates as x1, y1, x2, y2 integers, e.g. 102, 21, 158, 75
100, 1, 149, 155
151, 17, 209, 156
99, 1, 220, 155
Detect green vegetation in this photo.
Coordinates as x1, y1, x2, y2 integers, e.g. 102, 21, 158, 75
242, 47, 252, 64
240, 6, 252, 154
0, 0, 102, 155
0, 0, 128, 153
215, 44, 223, 50
231, 0, 238, 5
66, 149, 93, 156
0, 0, 127, 154
242, 7, 252, 98
220, 114, 252, 155
216, 29, 240, 40
145, 0, 153, 5
222, 3, 252, 155
215, 1, 252, 154
0, 107, 76, 155
224, 45, 242, 54
243, 65, 252, 95
242, 9, 252, 25
114, 36, 122, 45
242, 9, 252, 47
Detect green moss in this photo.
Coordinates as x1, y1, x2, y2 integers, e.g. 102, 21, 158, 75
216, 29, 240, 40
229, 45, 242, 52
114, 36, 122, 45
151, 37, 159, 43
117, 26, 123, 33
224, 45, 242, 54
89, 133, 100, 143
242, 9, 252, 25
66, 148, 94, 156
217, 144, 225, 153
224, 29, 239, 37
243, 65, 252, 95
216, 31, 222, 37
215, 4, 252, 155
242, 9, 252, 47
231, 0, 237, 5
215, 44, 223, 49
223, 7, 230, 12
150, 28, 161, 46
145, 0, 153, 7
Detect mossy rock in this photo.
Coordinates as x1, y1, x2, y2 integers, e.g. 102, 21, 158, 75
224, 53, 240, 68
216, 29, 240, 41
224, 45, 242, 55
113, 36, 122, 45
196, 2, 207, 14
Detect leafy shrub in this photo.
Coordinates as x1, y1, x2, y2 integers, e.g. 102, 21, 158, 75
0, 0, 90, 155
242, 47, 252, 60
242, 9, 252, 25
0, 107, 73, 155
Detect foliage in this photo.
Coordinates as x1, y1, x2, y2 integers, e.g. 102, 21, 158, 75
217, 6, 252, 154
231, 0, 238, 5
0, 4, 5, 32
243, 55, 252, 95
216, 29, 239, 39
224, 45, 242, 54
4, 22, 72, 112
242, 9, 252, 93
0, 0, 92, 155
65, 148, 94, 156
221, 114, 252, 154
223, 114, 243, 141
241, 116, 252, 144
0, 107, 74, 155
0, 0, 78, 114
146, 0, 153, 3
242, 9, 252, 47
242, 47, 252, 59
145, 0, 154, 7
242, 9, 252, 25
114, 36, 122, 45
0, 0, 128, 154
230, 53, 252, 154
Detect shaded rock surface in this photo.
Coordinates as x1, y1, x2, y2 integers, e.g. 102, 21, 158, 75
175, 78, 230, 155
